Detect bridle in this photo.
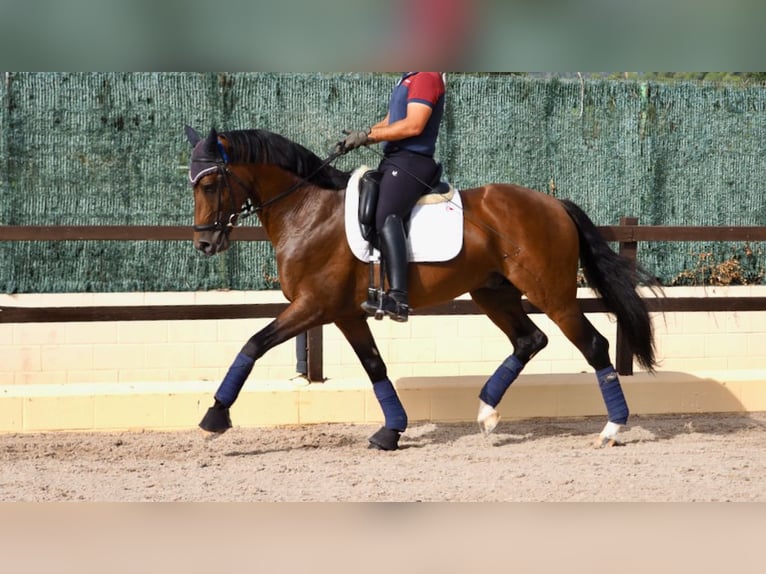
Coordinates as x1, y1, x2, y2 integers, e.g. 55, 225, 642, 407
192, 142, 344, 234
191, 142, 256, 233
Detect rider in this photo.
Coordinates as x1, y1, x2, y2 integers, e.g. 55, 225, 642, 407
338, 72, 446, 322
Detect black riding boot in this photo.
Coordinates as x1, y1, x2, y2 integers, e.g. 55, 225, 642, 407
379, 214, 410, 322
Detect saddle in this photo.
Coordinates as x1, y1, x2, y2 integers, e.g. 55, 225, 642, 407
358, 164, 451, 247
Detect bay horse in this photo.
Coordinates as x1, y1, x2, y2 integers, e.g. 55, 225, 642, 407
185, 126, 658, 450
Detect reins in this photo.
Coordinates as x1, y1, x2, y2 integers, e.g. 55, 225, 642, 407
197, 135, 520, 256
253, 149, 345, 212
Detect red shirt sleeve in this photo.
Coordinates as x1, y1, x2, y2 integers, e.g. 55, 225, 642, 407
406, 72, 445, 107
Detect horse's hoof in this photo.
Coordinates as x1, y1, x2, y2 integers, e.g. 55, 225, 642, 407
594, 421, 623, 448
593, 435, 625, 448
368, 427, 401, 451
201, 428, 226, 442
477, 400, 500, 436
199, 403, 232, 434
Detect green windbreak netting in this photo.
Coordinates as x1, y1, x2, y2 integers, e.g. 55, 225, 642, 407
1, 73, 765, 293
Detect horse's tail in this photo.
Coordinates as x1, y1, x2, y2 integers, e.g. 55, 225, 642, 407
560, 199, 659, 372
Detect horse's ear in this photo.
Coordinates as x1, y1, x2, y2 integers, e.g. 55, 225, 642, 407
185, 125, 202, 147
204, 128, 218, 143
202, 128, 220, 154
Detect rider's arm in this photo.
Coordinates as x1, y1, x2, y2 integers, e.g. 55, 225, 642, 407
368, 103, 432, 143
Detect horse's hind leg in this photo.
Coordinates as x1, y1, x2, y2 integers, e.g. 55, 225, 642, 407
335, 317, 407, 451
470, 281, 549, 435
546, 304, 629, 447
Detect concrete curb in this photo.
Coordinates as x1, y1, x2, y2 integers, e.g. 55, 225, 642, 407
2, 370, 765, 433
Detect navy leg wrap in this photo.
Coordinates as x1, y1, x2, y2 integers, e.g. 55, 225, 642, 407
479, 355, 524, 408
373, 378, 408, 432
215, 352, 255, 407
597, 365, 629, 424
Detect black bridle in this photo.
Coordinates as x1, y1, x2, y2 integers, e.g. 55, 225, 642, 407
191, 153, 256, 233
192, 146, 344, 233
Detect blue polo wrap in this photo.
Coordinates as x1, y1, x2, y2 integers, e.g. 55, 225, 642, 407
215, 352, 255, 407
479, 355, 525, 408
373, 378, 408, 432
597, 365, 629, 424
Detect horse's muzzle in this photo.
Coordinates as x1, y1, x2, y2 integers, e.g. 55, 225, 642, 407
194, 229, 230, 256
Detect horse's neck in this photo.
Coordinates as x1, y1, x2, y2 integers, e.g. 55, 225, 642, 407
250, 164, 342, 243
246, 164, 303, 227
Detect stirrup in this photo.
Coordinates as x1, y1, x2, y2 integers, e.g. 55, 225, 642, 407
361, 293, 386, 320
361, 292, 409, 322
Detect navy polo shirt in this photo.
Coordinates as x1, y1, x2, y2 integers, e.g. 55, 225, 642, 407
383, 72, 445, 157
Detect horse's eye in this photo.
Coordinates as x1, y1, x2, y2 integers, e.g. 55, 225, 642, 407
201, 183, 217, 195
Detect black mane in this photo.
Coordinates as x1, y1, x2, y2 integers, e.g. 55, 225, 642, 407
222, 129, 351, 190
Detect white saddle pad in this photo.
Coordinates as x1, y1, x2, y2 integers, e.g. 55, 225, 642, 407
344, 166, 464, 263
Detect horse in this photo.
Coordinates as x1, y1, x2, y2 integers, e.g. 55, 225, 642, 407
184, 125, 658, 450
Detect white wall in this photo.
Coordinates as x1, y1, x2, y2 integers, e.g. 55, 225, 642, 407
2, 286, 766, 387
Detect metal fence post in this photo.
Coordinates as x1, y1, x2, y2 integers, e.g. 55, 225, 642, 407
615, 216, 638, 375
295, 331, 308, 376
306, 326, 324, 382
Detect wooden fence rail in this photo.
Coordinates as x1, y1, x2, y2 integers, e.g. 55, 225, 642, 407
2, 221, 766, 380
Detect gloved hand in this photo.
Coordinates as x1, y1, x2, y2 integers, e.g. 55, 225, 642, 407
335, 128, 371, 154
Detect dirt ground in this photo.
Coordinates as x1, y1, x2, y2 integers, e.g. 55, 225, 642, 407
2, 412, 765, 502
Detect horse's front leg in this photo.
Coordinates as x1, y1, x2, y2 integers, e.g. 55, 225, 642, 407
199, 303, 319, 435
335, 317, 407, 451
